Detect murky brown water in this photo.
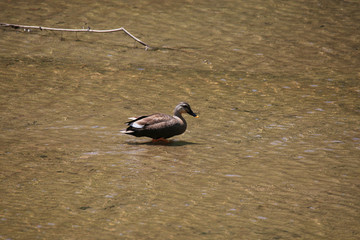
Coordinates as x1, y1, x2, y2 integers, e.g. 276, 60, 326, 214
1, 0, 359, 239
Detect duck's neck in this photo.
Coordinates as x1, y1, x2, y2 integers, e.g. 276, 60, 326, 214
174, 111, 186, 124
174, 110, 182, 118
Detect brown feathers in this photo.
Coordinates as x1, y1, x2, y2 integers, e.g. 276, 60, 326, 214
121, 102, 198, 140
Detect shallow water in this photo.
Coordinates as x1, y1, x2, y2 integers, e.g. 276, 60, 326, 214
1, 0, 359, 239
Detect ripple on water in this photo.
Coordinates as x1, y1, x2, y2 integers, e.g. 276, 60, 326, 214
91, 125, 107, 129
265, 124, 288, 130
224, 174, 242, 178
304, 149, 315, 153
62, 125, 87, 129
270, 140, 284, 146
82, 151, 100, 155
104, 194, 117, 198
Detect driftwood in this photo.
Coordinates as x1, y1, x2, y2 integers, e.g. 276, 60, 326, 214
0, 23, 150, 50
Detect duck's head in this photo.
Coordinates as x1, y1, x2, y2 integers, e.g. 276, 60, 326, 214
175, 102, 199, 118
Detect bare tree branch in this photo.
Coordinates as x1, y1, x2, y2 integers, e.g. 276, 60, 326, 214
0, 23, 150, 50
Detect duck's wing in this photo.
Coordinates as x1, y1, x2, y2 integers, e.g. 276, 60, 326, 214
126, 113, 175, 130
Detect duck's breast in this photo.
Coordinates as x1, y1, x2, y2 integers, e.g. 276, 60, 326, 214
148, 116, 186, 139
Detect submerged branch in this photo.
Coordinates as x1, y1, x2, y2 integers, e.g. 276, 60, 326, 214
0, 23, 150, 49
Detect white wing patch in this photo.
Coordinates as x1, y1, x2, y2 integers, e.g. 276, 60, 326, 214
131, 122, 145, 129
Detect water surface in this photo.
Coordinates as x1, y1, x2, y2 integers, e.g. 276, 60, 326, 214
1, 0, 359, 239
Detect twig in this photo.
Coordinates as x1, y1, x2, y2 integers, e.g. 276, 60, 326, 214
0, 23, 150, 50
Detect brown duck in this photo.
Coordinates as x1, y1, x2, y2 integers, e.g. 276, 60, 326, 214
121, 102, 198, 142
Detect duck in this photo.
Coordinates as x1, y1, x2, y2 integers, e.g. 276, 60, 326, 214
121, 102, 198, 142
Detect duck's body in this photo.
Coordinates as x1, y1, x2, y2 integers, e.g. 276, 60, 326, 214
121, 102, 198, 141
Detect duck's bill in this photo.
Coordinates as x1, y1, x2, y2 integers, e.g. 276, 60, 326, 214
189, 111, 199, 118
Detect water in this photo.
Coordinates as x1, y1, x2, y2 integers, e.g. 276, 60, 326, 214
1, 0, 359, 239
